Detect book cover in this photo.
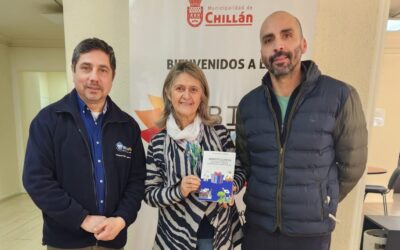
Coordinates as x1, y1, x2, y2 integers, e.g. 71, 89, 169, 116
198, 151, 235, 203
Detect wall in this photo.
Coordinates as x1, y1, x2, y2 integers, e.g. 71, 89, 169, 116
313, 1, 390, 249
367, 31, 400, 196
37, 72, 68, 107
18, 72, 42, 154
9, 47, 66, 191
15, 71, 68, 157
63, 0, 389, 249
0, 43, 20, 200
45, 72, 68, 105
63, 0, 130, 113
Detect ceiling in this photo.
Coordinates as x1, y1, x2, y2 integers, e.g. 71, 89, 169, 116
391, 0, 400, 18
0, 0, 64, 48
0, 0, 399, 48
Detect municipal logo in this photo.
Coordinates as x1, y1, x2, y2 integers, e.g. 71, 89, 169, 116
115, 142, 132, 154
187, 0, 203, 27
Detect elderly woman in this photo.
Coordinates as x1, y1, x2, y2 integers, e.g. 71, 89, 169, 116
144, 61, 245, 250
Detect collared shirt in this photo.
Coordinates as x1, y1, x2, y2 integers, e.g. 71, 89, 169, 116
77, 95, 107, 215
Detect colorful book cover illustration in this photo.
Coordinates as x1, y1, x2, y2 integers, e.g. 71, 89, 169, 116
199, 151, 235, 203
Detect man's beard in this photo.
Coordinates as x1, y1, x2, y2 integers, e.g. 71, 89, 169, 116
264, 47, 301, 78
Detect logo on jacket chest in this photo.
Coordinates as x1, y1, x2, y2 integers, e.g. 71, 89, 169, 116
115, 141, 132, 159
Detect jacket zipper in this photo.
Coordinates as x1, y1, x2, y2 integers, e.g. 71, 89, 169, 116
101, 121, 110, 215
77, 127, 99, 208
57, 110, 99, 244
58, 106, 129, 244
77, 127, 99, 245
265, 89, 283, 230
265, 85, 305, 230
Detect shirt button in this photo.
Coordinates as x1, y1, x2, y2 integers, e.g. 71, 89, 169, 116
100, 179, 103, 183
95, 122, 98, 125
96, 141, 100, 144
100, 200, 104, 203
97, 159, 101, 163
82, 110, 85, 114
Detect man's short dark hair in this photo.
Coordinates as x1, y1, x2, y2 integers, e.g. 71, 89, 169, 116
71, 38, 116, 76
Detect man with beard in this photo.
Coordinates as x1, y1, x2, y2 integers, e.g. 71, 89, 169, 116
234, 11, 368, 250
23, 38, 146, 249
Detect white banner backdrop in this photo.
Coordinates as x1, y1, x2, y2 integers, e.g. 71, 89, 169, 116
128, 1, 316, 249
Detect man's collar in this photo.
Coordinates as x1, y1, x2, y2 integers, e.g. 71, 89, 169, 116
76, 93, 108, 114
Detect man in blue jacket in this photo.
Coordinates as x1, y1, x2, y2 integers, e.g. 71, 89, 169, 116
23, 38, 146, 249
235, 11, 368, 250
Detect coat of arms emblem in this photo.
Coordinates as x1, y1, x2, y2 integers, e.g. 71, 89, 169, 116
187, 0, 203, 27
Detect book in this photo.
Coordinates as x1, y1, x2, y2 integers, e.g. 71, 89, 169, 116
198, 151, 235, 203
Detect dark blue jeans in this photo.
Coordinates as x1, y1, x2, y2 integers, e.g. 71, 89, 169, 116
242, 223, 331, 250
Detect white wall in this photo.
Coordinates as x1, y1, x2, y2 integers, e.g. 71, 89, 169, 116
0, 44, 20, 201
9, 47, 66, 192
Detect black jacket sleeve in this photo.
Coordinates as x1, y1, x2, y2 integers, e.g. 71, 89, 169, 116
22, 113, 89, 231
334, 85, 368, 201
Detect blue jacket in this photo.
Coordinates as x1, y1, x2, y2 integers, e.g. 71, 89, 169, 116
23, 90, 146, 248
236, 61, 367, 236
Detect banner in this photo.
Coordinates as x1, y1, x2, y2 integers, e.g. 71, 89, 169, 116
129, 1, 316, 249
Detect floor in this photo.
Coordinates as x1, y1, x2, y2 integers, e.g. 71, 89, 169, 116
0, 194, 45, 250
363, 192, 400, 216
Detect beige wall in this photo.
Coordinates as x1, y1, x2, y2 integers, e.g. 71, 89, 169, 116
45, 72, 68, 104
18, 72, 42, 156
9, 47, 66, 192
366, 32, 400, 197
0, 40, 67, 201
63, 0, 390, 249
313, 1, 390, 249
15, 71, 68, 161
0, 44, 20, 200
63, 0, 130, 112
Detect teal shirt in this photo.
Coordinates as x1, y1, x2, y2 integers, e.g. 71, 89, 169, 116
276, 95, 290, 122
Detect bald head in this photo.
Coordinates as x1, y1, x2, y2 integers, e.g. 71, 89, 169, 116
259, 11, 307, 78
260, 11, 304, 41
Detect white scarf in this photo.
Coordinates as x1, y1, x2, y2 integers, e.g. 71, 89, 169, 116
166, 114, 202, 142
